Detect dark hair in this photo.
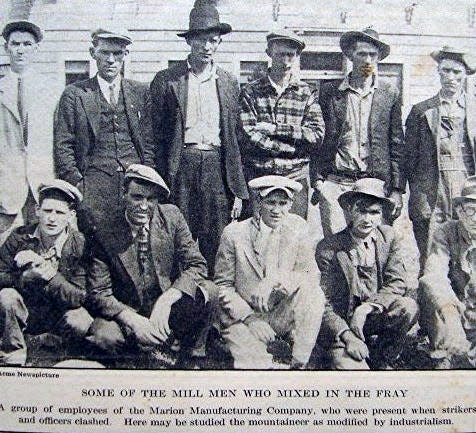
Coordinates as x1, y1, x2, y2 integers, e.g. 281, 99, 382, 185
38, 190, 75, 209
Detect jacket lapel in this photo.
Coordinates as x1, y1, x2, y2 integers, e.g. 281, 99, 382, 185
122, 79, 143, 158
170, 66, 188, 124
245, 219, 265, 279
369, 87, 386, 133
216, 68, 230, 125
149, 211, 170, 290
466, 91, 476, 151
79, 77, 101, 138
332, 87, 348, 123
424, 95, 441, 143
0, 74, 20, 122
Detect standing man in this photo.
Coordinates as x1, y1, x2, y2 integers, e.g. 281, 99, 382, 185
150, 3, 248, 275
316, 28, 405, 238
405, 47, 476, 268
240, 30, 325, 219
316, 178, 418, 369
55, 26, 155, 235
0, 21, 57, 246
214, 175, 325, 369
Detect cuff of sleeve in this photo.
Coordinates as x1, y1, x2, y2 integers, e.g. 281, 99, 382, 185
336, 327, 351, 343
367, 302, 384, 313
243, 313, 259, 325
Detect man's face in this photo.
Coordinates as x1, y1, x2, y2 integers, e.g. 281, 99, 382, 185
267, 40, 300, 74
259, 190, 292, 229
347, 200, 383, 239
456, 201, 476, 236
124, 180, 158, 226
187, 30, 221, 67
90, 39, 128, 82
438, 58, 467, 97
350, 41, 380, 78
36, 198, 73, 238
5, 31, 38, 73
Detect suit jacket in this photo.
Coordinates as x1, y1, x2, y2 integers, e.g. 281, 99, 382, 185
315, 79, 405, 191
54, 76, 155, 186
0, 70, 56, 214
87, 204, 208, 319
0, 224, 87, 309
405, 93, 476, 222
315, 225, 407, 344
149, 61, 248, 200
214, 214, 320, 327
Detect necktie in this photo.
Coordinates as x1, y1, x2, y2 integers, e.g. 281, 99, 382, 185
137, 224, 150, 273
17, 76, 28, 145
109, 83, 117, 107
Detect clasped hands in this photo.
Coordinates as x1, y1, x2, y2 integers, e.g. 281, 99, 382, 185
14, 250, 57, 284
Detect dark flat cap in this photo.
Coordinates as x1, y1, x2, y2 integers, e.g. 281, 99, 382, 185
91, 26, 133, 45
38, 179, 83, 205
2, 20, 43, 42
267, 29, 305, 52
125, 164, 170, 197
431, 46, 476, 75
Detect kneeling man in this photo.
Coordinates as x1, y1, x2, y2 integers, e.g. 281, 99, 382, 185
316, 178, 418, 369
0, 180, 92, 365
86, 164, 210, 366
214, 175, 325, 369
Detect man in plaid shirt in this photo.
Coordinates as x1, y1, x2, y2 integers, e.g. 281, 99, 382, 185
240, 29, 325, 219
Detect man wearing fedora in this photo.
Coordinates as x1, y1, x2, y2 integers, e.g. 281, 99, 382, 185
316, 28, 405, 238
239, 30, 324, 220
214, 175, 325, 369
419, 176, 476, 369
85, 165, 211, 367
54, 26, 155, 235
0, 20, 58, 246
405, 47, 476, 269
0, 180, 92, 366
150, 2, 248, 276
316, 178, 418, 369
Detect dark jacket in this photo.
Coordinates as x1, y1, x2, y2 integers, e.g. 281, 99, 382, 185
86, 204, 208, 319
316, 225, 407, 344
315, 79, 405, 191
0, 225, 87, 309
54, 76, 156, 186
149, 61, 248, 200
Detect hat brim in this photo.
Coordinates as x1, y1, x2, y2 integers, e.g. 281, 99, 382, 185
340, 31, 390, 60
338, 190, 394, 211
430, 50, 476, 75
453, 195, 476, 205
177, 23, 232, 38
267, 36, 305, 52
93, 34, 133, 45
2, 21, 43, 42
258, 185, 302, 199
125, 174, 170, 198
39, 186, 83, 204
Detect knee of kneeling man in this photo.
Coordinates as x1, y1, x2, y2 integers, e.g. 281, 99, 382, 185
87, 319, 125, 351
62, 308, 94, 337
0, 288, 22, 309
396, 297, 419, 323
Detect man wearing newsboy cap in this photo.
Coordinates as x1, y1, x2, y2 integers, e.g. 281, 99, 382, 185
405, 47, 476, 270
85, 165, 212, 367
0, 20, 58, 246
419, 176, 476, 368
240, 29, 324, 220
214, 175, 325, 369
316, 28, 405, 239
150, 1, 248, 276
54, 24, 155, 236
0, 180, 93, 366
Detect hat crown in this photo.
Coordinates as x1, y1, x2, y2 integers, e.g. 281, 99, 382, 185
188, 4, 221, 31
361, 27, 380, 41
351, 177, 386, 198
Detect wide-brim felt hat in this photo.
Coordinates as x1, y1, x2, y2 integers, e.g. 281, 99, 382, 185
340, 27, 390, 60
177, 4, 231, 38
338, 177, 394, 210
125, 164, 170, 197
431, 46, 476, 75
248, 175, 302, 199
2, 20, 43, 42
266, 29, 306, 52
453, 176, 476, 205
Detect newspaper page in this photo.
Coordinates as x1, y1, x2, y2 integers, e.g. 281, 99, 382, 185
0, 0, 475, 432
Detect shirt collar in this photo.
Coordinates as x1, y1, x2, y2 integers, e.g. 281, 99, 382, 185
349, 229, 377, 247
125, 212, 150, 237
96, 73, 122, 95
339, 73, 378, 95
439, 90, 466, 108
29, 226, 69, 258
266, 71, 300, 92
187, 58, 217, 82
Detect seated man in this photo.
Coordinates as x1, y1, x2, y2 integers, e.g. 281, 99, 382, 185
316, 178, 418, 369
214, 175, 325, 369
0, 180, 92, 365
419, 176, 476, 369
85, 164, 210, 367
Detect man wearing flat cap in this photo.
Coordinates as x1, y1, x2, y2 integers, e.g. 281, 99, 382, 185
55, 25, 155, 236
316, 28, 405, 238
316, 178, 418, 369
85, 164, 211, 367
214, 175, 325, 369
419, 176, 476, 369
0, 20, 58, 246
405, 47, 476, 269
240, 29, 324, 220
150, 1, 248, 276
0, 180, 93, 365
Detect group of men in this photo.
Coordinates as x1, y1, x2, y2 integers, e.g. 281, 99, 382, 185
0, 0, 475, 370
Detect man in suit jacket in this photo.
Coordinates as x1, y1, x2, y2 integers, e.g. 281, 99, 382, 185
150, 3, 248, 275
0, 180, 92, 366
0, 21, 57, 246
315, 28, 405, 238
316, 178, 418, 369
54, 26, 155, 235
214, 175, 325, 369
405, 47, 476, 269
85, 165, 210, 367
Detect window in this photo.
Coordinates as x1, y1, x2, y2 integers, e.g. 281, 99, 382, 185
240, 61, 268, 87
65, 61, 89, 85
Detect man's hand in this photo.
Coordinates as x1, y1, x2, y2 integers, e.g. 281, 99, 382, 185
14, 250, 43, 268
247, 318, 275, 344
349, 303, 375, 341
230, 197, 243, 220
341, 329, 369, 361
388, 190, 403, 221
117, 309, 164, 347
149, 288, 182, 343
439, 305, 471, 356
254, 122, 276, 135
251, 278, 278, 313
20, 261, 57, 284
